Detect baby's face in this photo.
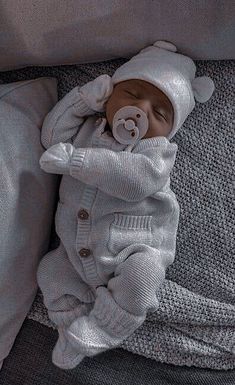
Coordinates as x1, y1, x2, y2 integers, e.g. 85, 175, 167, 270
105, 79, 174, 138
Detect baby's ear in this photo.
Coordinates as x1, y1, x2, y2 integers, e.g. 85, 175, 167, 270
191, 76, 215, 103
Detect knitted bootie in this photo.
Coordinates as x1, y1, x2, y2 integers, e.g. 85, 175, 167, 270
51, 302, 93, 369
52, 328, 85, 369
66, 286, 145, 356
66, 314, 125, 356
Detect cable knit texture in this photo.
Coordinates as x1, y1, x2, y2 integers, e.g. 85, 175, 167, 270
2, 59, 232, 370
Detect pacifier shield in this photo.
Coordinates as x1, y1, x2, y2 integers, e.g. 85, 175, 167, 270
112, 106, 148, 145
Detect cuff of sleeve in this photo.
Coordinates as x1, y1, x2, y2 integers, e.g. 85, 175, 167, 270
74, 94, 94, 116
70, 148, 87, 179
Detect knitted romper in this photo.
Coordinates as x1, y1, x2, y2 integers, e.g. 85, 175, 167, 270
37, 84, 180, 357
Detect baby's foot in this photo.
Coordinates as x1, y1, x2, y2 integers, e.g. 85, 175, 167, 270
66, 315, 124, 357
52, 328, 85, 369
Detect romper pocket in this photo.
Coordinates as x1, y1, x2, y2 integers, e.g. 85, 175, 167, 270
107, 213, 153, 255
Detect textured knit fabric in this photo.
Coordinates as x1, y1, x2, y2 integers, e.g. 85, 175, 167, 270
4, 59, 232, 370
37, 85, 180, 366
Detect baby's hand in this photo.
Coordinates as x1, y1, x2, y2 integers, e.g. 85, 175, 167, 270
39, 143, 74, 174
79, 74, 113, 112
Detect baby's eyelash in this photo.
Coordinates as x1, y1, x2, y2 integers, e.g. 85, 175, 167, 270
125, 91, 138, 98
154, 109, 166, 120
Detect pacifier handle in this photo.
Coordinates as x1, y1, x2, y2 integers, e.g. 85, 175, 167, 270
117, 118, 139, 138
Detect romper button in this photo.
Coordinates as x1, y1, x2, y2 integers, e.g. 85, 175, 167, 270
79, 248, 91, 257
78, 209, 89, 220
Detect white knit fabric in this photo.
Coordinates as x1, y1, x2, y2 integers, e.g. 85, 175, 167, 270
112, 40, 215, 139
37, 84, 179, 368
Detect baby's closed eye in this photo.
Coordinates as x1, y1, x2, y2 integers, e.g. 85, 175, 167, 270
153, 109, 167, 121
125, 90, 138, 98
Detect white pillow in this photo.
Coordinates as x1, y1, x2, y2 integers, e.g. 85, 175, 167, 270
0, 77, 58, 367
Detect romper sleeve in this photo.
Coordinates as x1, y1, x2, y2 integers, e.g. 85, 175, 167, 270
69, 142, 178, 202
41, 86, 95, 149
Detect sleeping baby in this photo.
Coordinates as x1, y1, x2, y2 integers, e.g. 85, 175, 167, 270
37, 40, 215, 369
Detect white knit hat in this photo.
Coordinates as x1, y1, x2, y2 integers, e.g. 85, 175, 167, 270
112, 41, 215, 139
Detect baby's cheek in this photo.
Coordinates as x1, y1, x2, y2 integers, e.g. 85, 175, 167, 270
145, 121, 164, 138
106, 101, 122, 125
105, 99, 114, 122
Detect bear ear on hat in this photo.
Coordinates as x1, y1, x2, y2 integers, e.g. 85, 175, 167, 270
153, 40, 177, 52
191, 76, 215, 103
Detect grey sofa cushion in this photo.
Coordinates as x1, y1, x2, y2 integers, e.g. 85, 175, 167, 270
0, 58, 234, 370
0, 0, 234, 71
0, 78, 58, 366
1, 319, 235, 385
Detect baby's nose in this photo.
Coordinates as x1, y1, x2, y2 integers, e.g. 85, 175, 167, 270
134, 99, 151, 116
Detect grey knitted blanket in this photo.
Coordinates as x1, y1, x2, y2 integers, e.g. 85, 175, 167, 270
1, 59, 234, 370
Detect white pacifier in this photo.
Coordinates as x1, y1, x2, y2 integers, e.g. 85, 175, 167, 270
112, 106, 149, 145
